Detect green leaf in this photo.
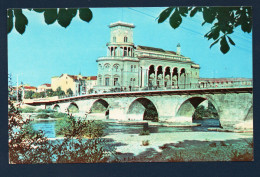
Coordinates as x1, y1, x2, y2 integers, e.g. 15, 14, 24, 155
79, 8, 92, 23
44, 9, 57, 25
158, 7, 174, 23
190, 7, 198, 17
210, 38, 220, 48
220, 36, 230, 54
241, 21, 252, 33
68, 8, 78, 18
178, 7, 188, 17
202, 21, 206, 26
7, 9, 14, 33
33, 9, 45, 13
202, 7, 216, 23
57, 8, 73, 28
212, 25, 220, 40
14, 9, 28, 34
227, 36, 235, 46
169, 10, 182, 29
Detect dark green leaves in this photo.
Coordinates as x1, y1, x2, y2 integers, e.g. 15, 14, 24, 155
178, 7, 188, 17
33, 9, 45, 13
7, 9, 14, 33
158, 6, 251, 54
202, 7, 216, 23
158, 7, 174, 23
227, 36, 235, 46
190, 7, 199, 17
57, 8, 73, 28
220, 36, 230, 54
14, 9, 28, 34
79, 8, 93, 23
9, 8, 93, 35
44, 9, 57, 25
169, 10, 182, 29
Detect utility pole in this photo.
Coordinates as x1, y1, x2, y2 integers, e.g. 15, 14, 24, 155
16, 74, 18, 103
16, 73, 23, 103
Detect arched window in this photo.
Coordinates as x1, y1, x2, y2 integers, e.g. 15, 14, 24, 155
113, 64, 120, 72
104, 63, 111, 71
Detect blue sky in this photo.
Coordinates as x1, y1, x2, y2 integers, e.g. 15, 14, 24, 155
8, 7, 252, 87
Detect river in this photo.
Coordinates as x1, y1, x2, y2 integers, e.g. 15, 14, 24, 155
32, 119, 221, 138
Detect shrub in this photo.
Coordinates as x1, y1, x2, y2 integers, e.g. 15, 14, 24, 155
142, 140, 150, 146
49, 112, 67, 118
20, 107, 36, 113
37, 108, 55, 113
55, 116, 106, 138
36, 113, 49, 119
139, 130, 150, 136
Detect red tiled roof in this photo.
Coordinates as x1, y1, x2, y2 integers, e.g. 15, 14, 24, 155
24, 86, 37, 89
42, 83, 51, 87
68, 75, 78, 80
89, 76, 97, 80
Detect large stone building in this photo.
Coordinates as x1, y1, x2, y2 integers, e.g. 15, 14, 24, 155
94, 21, 200, 92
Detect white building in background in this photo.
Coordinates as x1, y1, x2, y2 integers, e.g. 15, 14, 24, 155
94, 21, 200, 93
37, 83, 52, 92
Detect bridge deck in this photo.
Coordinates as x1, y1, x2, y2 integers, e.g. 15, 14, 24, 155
26, 87, 253, 105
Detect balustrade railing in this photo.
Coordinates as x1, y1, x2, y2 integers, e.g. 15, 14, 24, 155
57, 80, 252, 99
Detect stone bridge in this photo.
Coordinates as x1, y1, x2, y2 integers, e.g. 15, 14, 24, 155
27, 87, 253, 129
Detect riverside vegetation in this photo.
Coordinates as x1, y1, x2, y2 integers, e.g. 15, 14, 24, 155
8, 75, 115, 163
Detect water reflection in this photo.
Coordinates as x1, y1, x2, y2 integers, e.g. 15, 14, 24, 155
32, 121, 56, 138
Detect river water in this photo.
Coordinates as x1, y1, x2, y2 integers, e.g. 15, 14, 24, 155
32, 119, 220, 138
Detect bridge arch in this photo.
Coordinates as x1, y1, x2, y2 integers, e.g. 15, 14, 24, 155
53, 104, 60, 112
67, 102, 79, 113
89, 99, 110, 119
244, 104, 253, 121
175, 96, 220, 124
126, 97, 159, 121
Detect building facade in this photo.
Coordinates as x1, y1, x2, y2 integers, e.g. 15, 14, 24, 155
51, 74, 97, 96
94, 21, 200, 92
37, 83, 52, 92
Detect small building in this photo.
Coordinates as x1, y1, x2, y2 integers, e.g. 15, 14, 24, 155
199, 78, 252, 88
85, 76, 97, 94
37, 83, 51, 92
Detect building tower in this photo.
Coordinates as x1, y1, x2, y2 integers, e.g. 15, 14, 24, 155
107, 21, 135, 57
96, 21, 139, 92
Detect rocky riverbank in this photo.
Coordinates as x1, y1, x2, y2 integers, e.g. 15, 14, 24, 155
104, 131, 253, 162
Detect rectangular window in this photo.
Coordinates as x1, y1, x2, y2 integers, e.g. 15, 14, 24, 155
114, 78, 118, 86
105, 78, 110, 86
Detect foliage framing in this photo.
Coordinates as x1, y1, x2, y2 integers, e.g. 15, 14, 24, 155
7, 8, 93, 34
157, 7, 252, 54
8, 75, 113, 164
